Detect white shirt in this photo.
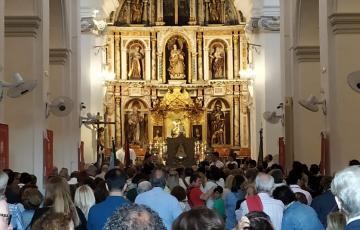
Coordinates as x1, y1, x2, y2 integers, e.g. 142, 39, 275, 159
201, 180, 217, 208
348, 215, 360, 224
116, 148, 137, 164
225, 161, 238, 168
289, 184, 312, 205
237, 192, 284, 230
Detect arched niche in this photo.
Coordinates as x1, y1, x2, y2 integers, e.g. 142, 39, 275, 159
123, 99, 149, 146
208, 39, 227, 80
164, 35, 191, 83
127, 40, 146, 80
206, 98, 231, 146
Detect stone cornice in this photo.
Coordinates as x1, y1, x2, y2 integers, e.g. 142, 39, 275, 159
4, 16, 41, 38
329, 13, 360, 34
49, 49, 70, 65
294, 46, 320, 63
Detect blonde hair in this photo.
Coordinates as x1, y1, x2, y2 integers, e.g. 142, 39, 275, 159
327, 212, 346, 230
44, 176, 80, 226
74, 185, 95, 220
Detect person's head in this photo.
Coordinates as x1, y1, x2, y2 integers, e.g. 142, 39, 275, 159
93, 179, 109, 203
319, 176, 333, 192
44, 176, 80, 226
0, 199, 11, 230
248, 160, 257, 169
264, 154, 273, 163
59, 168, 70, 180
166, 170, 179, 191
105, 168, 128, 192
104, 203, 166, 230
245, 168, 259, 183
172, 207, 225, 230
74, 185, 95, 219
331, 166, 360, 218
255, 173, 274, 194
212, 152, 220, 161
231, 175, 245, 193
150, 169, 166, 189
173, 44, 177, 50
238, 211, 274, 230
171, 186, 187, 202
0, 172, 8, 194
272, 185, 296, 205
225, 175, 235, 190
348, 159, 360, 166
21, 187, 43, 210
286, 170, 302, 185
268, 169, 283, 184
32, 211, 74, 230
137, 181, 152, 194
86, 165, 97, 177
2, 169, 14, 186
309, 164, 320, 175
19, 172, 32, 185
213, 186, 223, 199
326, 212, 346, 230
189, 173, 202, 188
101, 164, 109, 173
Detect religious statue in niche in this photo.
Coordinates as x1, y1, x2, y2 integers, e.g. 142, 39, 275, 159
167, 37, 186, 80
153, 126, 163, 143
209, 0, 221, 23
192, 125, 202, 142
127, 102, 144, 144
131, 0, 143, 23
128, 42, 144, 80
171, 119, 185, 138
210, 43, 225, 79
210, 101, 225, 145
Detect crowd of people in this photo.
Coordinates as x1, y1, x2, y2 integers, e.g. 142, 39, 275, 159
0, 151, 359, 230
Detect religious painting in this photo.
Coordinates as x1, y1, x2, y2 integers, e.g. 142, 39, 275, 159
209, 40, 226, 79
209, 0, 222, 24
207, 99, 231, 146
127, 40, 145, 80
153, 126, 163, 143
192, 125, 202, 142
165, 36, 188, 82
124, 100, 148, 146
130, 0, 143, 24
178, 0, 190, 25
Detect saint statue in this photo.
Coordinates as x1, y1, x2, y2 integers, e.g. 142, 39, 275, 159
168, 44, 185, 79
128, 46, 144, 79
210, 46, 225, 79
209, 0, 221, 23
131, 0, 143, 23
171, 119, 185, 138
127, 104, 143, 144
153, 128, 163, 143
210, 102, 225, 145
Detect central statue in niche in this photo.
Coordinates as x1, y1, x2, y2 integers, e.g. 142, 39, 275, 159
167, 37, 186, 80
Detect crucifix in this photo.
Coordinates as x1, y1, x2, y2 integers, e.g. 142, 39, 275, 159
82, 112, 116, 159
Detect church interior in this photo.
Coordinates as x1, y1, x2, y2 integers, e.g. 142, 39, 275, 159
1, 0, 360, 189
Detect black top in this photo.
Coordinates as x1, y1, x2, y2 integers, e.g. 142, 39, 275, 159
30, 206, 87, 230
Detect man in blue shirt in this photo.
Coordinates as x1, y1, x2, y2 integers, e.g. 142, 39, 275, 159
87, 168, 129, 230
273, 185, 324, 230
135, 168, 182, 230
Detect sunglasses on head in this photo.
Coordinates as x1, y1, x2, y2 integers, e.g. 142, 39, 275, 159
0, 213, 12, 225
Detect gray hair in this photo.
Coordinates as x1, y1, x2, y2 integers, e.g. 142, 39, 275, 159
104, 203, 166, 230
331, 166, 360, 218
255, 173, 274, 193
137, 181, 152, 194
0, 171, 9, 194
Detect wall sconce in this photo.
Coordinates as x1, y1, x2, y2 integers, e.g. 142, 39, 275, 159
299, 95, 327, 115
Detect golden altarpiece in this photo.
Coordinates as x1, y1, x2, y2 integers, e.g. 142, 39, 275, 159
101, 0, 252, 160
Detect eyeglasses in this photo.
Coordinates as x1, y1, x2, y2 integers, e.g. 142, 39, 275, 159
0, 213, 12, 225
